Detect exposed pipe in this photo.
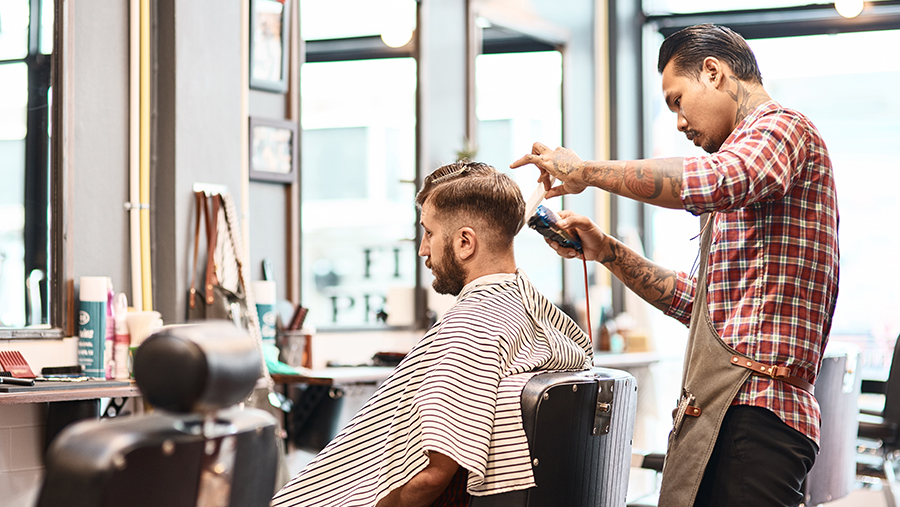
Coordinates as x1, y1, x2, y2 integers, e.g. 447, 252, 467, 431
129, 0, 142, 311
240, 0, 250, 263
139, 0, 152, 310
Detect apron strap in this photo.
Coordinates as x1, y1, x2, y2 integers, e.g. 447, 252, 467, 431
730, 355, 815, 395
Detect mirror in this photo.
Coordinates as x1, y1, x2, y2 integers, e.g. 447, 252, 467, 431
469, 4, 568, 304
0, 0, 57, 334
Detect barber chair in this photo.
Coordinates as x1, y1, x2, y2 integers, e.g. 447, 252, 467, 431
857, 333, 900, 507
37, 321, 279, 507
470, 366, 638, 507
803, 342, 861, 506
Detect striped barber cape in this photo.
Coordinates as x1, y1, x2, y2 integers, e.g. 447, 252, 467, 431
272, 270, 592, 507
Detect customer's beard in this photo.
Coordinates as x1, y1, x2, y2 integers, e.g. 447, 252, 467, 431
431, 242, 467, 296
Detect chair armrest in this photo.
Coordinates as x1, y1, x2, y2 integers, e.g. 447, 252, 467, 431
861, 379, 887, 395
858, 419, 899, 442
631, 452, 666, 473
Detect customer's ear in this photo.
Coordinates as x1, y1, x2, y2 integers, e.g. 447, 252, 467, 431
455, 227, 477, 261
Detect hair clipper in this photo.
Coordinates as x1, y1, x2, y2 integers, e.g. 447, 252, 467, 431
527, 204, 582, 254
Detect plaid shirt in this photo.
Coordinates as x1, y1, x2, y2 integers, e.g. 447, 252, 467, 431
666, 101, 840, 445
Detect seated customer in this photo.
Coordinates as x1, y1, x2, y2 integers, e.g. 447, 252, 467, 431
272, 161, 592, 507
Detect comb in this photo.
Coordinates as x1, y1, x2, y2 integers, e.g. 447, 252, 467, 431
0, 351, 37, 378
288, 305, 309, 331
518, 176, 557, 234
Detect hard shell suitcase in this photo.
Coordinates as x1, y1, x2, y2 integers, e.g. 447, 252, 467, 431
471, 366, 638, 507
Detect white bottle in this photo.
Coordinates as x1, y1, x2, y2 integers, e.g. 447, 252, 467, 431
113, 293, 131, 380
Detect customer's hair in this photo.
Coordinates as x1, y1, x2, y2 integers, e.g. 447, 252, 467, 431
416, 160, 525, 247
657, 24, 762, 84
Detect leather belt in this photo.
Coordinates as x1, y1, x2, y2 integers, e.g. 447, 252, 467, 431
730, 355, 815, 395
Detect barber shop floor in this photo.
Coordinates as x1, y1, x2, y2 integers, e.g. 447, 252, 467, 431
285, 447, 895, 507
820, 486, 890, 506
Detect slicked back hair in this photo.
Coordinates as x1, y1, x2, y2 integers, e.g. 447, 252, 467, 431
416, 160, 525, 248
657, 24, 763, 84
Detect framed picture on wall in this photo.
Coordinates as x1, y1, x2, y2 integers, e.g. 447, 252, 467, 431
249, 0, 290, 93
249, 117, 297, 183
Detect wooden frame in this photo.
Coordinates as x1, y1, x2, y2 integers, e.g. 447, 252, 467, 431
249, 0, 290, 93
249, 117, 297, 183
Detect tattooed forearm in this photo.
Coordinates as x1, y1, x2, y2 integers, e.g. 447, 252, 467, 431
582, 163, 623, 194
600, 241, 677, 313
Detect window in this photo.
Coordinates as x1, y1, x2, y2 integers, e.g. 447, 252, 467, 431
475, 50, 564, 302
643, 13, 900, 377
0, 0, 54, 331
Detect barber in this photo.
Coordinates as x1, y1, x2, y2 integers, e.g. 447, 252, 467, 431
511, 24, 839, 507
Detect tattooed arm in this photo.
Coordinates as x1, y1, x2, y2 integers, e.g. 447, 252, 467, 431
509, 142, 686, 210
551, 211, 678, 312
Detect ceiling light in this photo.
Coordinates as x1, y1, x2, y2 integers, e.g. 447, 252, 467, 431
835, 0, 864, 18
381, 28, 413, 48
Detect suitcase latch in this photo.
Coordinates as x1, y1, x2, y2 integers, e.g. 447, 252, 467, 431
592, 379, 615, 435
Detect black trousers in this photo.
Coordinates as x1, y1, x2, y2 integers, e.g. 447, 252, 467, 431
694, 405, 818, 507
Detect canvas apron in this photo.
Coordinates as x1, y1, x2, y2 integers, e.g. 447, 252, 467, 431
657, 213, 815, 507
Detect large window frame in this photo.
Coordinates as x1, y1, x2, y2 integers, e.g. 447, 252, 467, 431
612, 0, 900, 357
0, 0, 67, 339
465, 2, 578, 311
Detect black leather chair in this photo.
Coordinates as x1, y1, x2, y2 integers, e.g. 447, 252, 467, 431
37, 321, 279, 507
857, 334, 900, 507
470, 367, 638, 507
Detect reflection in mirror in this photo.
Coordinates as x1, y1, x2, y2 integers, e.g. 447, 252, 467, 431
299, 0, 418, 329
473, 17, 565, 303
0, 0, 54, 330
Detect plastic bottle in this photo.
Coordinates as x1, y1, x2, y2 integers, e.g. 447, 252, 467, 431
113, 293, 131, 380
104, 280, 116, 379
78, 276, 108, 379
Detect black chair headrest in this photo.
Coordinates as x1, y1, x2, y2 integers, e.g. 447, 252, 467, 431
133, 321, 262, 414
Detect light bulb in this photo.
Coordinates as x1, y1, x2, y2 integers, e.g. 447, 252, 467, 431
835, 0, 864, 18
381, 28, 413, 48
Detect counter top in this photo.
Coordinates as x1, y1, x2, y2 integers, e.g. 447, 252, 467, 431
593, 351, 660, 369
272, 366, 396, 386
0, 380, 140, 405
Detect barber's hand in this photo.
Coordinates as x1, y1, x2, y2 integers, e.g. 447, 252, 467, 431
544, 210, 609, 262
510, 142, 588, 198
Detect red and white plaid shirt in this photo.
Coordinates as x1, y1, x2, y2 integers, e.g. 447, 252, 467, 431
666, 101, 840, 445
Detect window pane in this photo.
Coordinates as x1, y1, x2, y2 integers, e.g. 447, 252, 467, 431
300, 0, 416, 42
0, 0, 29, 60
645, 29, 900, 376
0, 64, 27, 326
40, 0, 53, 54
0, 138, 26, 327
476, 51, 564, 303
301, 58, 417, 328
0, 63, 28, 140
751, 30, 900, 379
